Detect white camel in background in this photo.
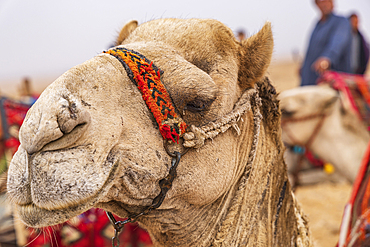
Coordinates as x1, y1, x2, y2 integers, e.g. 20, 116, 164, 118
279, 85, 370, 185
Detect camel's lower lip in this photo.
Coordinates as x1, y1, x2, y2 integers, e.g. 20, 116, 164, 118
17, 199, 96, 228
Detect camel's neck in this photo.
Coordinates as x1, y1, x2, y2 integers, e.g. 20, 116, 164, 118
140, 80, 312, 246
311, 106, 369, 182
143, 121, 310, 247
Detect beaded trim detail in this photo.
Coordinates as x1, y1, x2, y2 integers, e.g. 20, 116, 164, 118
103, 47, 187, 143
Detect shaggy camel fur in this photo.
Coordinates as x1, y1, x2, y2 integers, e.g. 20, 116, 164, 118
7, 19, 311, 246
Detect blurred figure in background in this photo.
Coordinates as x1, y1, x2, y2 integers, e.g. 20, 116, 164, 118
300, 0, 352, 86
349, 13, 369, 75
18, 77, 38, 105
236, 29, 247, 41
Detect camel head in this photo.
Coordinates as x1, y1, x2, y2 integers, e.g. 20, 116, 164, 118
7, 19, 310, 246
279, 85, 370, 182
280, 85, 339, 144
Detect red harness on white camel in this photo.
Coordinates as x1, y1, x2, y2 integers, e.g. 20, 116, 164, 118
281, 111, 328, 187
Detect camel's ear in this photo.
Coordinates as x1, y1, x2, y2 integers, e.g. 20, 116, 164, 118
238, 22, 274, 90
116, 20, 138, 46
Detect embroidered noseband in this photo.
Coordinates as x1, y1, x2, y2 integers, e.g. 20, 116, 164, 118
103, 47, 187, 143
103, 47, 189, 247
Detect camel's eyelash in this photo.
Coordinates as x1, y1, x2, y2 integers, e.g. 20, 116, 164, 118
184, 100, 208, 112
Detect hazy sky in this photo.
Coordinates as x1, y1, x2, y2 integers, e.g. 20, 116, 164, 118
0, 0, 369, 95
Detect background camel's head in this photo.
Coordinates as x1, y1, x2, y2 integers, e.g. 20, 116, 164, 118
279, 85, 370, 183
279, 85, 339, 145
279, 85, 368, 146
7, 18, 273, 228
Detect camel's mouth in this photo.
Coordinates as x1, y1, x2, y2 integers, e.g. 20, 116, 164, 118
16, 197, 141, 229
16, 197, 97, 228
9, 146, 123, 227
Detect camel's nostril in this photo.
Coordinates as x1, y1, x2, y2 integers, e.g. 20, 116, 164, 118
59, 110, 91, 134
20, 114, 64, 154
57, 97, 91, 134
40, 121, 90, 152
19, 95, 91, 154
38, 99, 92, 152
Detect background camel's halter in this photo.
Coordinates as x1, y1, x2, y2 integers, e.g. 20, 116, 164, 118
281, 112, 328, 188
103, 47, 266, 247
319, 72, 370, 246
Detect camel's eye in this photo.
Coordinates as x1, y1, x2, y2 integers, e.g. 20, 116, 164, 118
184, 100, 208, 113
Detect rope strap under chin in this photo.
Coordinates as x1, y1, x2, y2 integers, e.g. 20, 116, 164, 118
106, 151, 182, 247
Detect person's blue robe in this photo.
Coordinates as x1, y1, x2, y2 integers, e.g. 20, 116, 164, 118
301, 13, 352, 86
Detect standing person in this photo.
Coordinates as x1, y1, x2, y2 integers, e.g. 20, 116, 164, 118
18, 77, 38, 105
300, 0, 352, 86
349, 13, 369, 75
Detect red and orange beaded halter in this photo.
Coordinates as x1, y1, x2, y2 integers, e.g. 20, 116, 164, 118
103, 47, 187, 143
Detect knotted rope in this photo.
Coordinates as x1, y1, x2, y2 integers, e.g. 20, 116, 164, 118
183, 88, 262, 149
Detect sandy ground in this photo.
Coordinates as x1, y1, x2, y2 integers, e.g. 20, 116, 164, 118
295, 182, 352, 247
268, 60, 301, 92
268, 60, 355, 247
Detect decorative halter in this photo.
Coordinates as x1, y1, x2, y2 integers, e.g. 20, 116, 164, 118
103, 47, 189, 247
103, 47, 187, 143
102, 47, 262, 247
